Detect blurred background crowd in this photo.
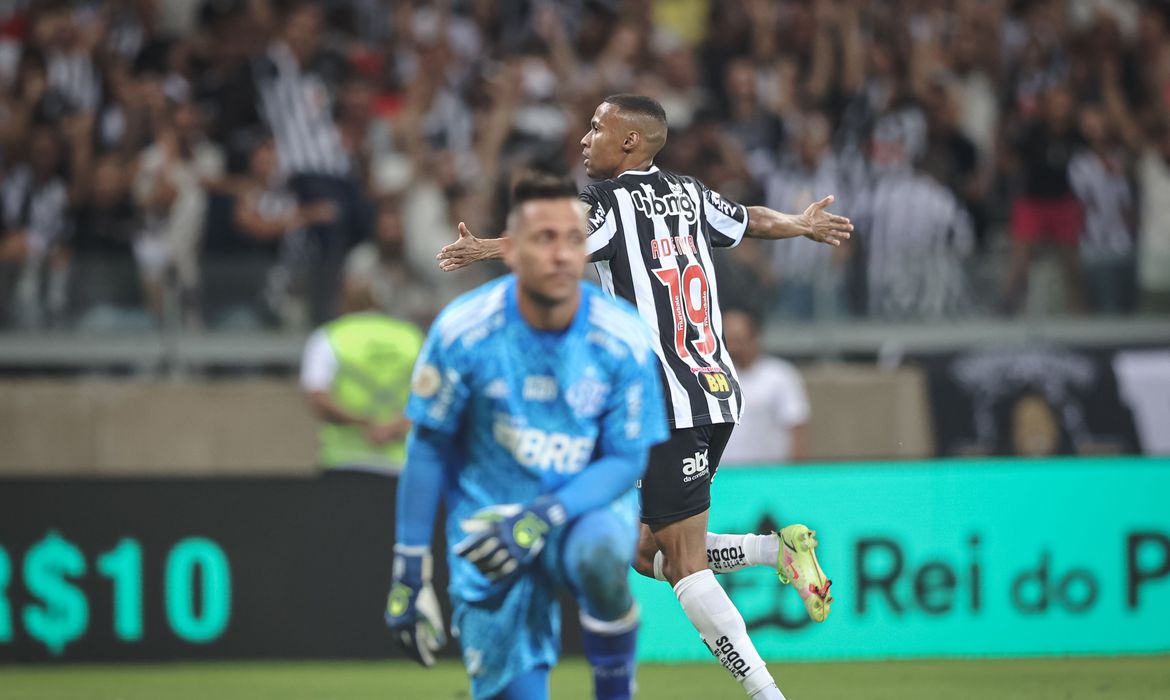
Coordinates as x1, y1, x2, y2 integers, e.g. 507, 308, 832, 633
3, 0, 1170, 335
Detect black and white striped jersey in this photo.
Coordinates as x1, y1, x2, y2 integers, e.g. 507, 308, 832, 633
47, 50, 101, 113
850, 166, 975, 319
582, 165, 747, 429
1068, 148, 1135, 262
252, 43, 351, 178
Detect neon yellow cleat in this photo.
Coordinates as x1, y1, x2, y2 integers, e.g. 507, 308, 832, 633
778, 524, 833, 623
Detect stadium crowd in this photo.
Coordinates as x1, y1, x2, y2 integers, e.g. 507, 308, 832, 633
2, 0, 1170, 332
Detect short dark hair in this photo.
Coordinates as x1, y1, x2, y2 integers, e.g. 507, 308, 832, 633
603, 94, 668, 126
510, 171, 579, 211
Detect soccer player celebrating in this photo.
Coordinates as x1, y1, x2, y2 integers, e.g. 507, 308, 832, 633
385, 173, 668, 700
438, 95, 851, 700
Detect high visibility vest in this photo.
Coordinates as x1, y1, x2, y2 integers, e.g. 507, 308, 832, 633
318, 313, 423, 473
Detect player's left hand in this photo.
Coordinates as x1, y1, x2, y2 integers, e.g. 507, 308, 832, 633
454, 498, 567, 581
801, 195, 853, 247
384, 546, 447, 667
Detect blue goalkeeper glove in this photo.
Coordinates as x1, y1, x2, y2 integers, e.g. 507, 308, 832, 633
453, 497, 567, 581
384, 545, 446, 667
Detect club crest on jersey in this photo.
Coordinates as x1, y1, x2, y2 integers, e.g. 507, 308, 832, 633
694, 368, 733, 399
630, 183, 698, 224
566, 375, 609, 419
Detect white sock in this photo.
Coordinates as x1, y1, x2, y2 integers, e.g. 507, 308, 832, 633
652, 533, 780, 581
673, 570, 779, 698
706, 533, 780, 574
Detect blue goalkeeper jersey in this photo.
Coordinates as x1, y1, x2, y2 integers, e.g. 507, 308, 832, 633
405, 275, 668, 602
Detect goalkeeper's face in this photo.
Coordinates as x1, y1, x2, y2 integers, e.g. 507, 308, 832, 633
505, 197, 588, 307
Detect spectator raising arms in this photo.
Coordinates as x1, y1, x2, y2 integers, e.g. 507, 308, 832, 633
0, 0, 1169, 329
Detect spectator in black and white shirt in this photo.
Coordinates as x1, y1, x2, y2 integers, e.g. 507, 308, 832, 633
247, 1, 371, 324
763, 111, 849, 320
0, 123, 70, 327
851, 113, 976, 319
36, 1, 103, 115
1068, 104, 1136, 313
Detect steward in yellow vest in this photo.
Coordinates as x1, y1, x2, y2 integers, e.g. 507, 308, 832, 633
301, 310, 423, 474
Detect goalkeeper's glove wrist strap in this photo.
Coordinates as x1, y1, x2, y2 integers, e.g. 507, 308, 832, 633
529, 496, 568, 528
393, 543, 433, 586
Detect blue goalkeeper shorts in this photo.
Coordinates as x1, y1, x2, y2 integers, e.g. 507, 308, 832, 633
451, 490, 640, 699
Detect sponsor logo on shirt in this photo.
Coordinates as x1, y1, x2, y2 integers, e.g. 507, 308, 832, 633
523, 375, 558, 402
585, 202, 607, 234
494, 417, 595, 474
694, 368, 733, 399
706, 189, 739, 220
630, 183, 698, 224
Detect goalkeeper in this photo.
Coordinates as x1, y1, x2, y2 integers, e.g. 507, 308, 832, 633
385, 173, 668, 700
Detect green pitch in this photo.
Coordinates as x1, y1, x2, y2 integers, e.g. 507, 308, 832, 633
3, 656, 1168, 700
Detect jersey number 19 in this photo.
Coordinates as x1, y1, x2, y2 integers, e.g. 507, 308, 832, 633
654, 263, 716, 360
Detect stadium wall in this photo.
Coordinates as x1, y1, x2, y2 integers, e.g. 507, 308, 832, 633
0, 370, 934, 475
2, 458, 1167, 663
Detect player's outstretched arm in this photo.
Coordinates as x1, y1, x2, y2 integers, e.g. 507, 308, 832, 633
385, 427, 452, 666
436, 221, 505, 272
745, 195, 853, 246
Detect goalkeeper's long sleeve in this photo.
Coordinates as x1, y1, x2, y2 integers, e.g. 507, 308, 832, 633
550, 447, 648, 521
395, 426, 456, 548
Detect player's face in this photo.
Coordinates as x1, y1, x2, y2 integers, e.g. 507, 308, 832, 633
506, 198, 588, 306
580, 103, 625, 179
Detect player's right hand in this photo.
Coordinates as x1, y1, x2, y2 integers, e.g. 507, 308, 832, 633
384, 545, 447, 667
436, 222, 499, 272
453, 498, 566, 581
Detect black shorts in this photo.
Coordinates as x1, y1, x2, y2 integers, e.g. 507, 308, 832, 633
639, 423, 735, 525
